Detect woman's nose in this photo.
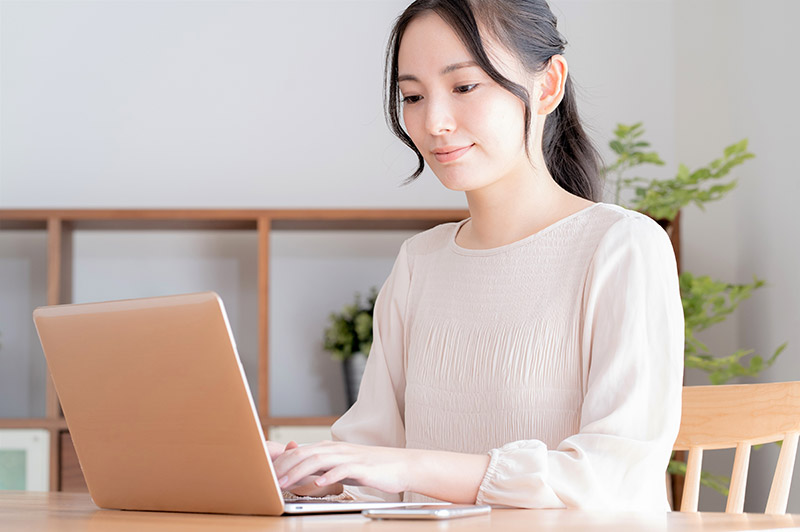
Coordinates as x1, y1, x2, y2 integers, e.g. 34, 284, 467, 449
424, 99, 456, 135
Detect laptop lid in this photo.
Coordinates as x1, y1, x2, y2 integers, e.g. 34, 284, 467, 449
33, 292, 285, 515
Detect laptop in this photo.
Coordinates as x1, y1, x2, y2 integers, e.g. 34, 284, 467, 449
32, 291, 432, 515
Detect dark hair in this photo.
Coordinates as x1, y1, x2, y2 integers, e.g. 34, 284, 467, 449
384, 0, 601, 201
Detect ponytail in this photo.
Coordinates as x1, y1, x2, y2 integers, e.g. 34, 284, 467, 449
543, 75, 601, 201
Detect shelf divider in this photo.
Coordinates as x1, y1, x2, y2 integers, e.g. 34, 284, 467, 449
257, 216, 272, 425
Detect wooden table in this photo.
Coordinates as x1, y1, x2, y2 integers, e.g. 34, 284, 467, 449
4, 491, 800, 531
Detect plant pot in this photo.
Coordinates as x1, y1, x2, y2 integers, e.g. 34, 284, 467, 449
343, 352, 368, 407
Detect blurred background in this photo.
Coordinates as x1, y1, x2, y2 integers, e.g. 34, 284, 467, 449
1, 0, 798, 511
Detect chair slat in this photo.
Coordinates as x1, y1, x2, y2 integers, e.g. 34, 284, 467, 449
766, 432, 800, 514
725, 442, 751, 513
681, 447, 703, 512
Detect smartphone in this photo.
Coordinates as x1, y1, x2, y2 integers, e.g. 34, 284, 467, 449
362, 504, 491, 520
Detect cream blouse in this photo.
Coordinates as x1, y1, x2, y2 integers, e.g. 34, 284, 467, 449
330, 202, 684, 510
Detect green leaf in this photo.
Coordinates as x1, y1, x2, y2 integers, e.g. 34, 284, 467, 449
701, 471, 731, 496
322, 286, 380, 360
724, 138, 749, 158
668, 459, 730, 496
608, 129, 754, 222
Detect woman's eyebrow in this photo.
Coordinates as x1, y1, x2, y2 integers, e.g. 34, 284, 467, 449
398, 60, 479, 83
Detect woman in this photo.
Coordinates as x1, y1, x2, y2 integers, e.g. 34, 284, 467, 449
270, 0, 683, 510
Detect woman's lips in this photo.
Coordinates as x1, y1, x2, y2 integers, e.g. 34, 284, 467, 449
432, 144, 473, 163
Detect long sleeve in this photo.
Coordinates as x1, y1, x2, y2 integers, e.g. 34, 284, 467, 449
330, 240, 411, 502
475, 215, 684, 510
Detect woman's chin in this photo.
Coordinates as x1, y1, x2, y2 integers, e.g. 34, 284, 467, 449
435, 174, 492, 193
432, 168, 482, 192
437, 180, 471, 192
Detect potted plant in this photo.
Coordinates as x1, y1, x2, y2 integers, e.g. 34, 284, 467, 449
323, 288, 378, 406
605, 123, 788, 503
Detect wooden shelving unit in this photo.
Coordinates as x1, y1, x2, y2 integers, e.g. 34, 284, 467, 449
0, 208, 469, 491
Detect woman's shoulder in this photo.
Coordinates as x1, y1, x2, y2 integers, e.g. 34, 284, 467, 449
591, 203, 670, 236
402, 220, 463, 256
587, 203, 676, 263
589, 202, 660, 226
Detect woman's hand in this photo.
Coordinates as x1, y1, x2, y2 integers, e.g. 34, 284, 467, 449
272, 441, 413, 495
266, 440, 299, 461
272, 441, 491, 503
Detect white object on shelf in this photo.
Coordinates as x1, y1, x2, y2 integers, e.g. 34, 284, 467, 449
0, 429, 50, 491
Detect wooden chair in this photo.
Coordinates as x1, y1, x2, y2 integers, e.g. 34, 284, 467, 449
674, 381, 800, 514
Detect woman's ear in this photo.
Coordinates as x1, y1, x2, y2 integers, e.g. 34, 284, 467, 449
537, 54, 568, 115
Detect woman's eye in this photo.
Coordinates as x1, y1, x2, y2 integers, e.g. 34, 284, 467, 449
401, 95, 423, 104
454, 84, 478, 94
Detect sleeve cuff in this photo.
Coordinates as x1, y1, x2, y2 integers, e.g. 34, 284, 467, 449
475, 448, 502, 505
475, 440, 566, 509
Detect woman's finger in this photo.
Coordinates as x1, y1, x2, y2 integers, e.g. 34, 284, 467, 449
315, 463, 359, 487
266, 440, 287, 461
273, 445, 317, 477
278, 452, 345, 489
273, 441, 348, 478
285, 475, 324, 495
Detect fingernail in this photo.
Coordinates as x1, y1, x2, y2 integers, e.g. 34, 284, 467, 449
278, 476, 289, 487
315, 477, 327, 486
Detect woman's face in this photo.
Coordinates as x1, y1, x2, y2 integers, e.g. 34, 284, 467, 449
397, 12, 537, 192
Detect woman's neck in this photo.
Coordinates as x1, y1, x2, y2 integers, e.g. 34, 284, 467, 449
457, 165, 593, 250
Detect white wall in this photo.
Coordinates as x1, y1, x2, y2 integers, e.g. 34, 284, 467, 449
0, 0, 453, 207
2, 0, 797, 512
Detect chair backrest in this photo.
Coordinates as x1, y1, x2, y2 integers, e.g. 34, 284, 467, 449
674, 381, 800, 514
